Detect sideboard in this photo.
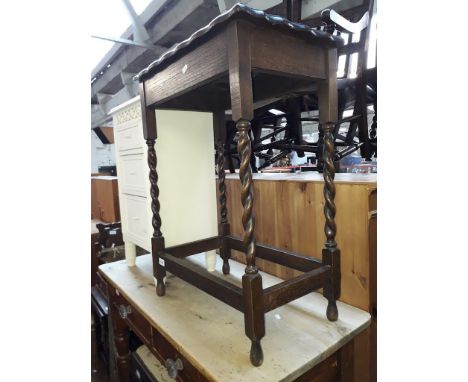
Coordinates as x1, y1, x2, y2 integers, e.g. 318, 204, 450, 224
99, 253, 371, 381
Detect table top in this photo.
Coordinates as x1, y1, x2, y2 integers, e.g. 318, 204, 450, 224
136, 3, 343, 81
225, 171, 377, 185
99, 254, 370, 382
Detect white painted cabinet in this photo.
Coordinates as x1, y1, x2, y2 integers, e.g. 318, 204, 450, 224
110, 96, 218, 265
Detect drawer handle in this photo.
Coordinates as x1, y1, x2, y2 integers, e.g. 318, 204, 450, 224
125, 134, 132, 139
118, 304, 132, 319
131, 217, 140, 221
129, 171, 137, 175
165, 358, 183, 379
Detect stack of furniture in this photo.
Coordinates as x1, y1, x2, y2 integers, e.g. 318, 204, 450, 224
136, 2, 343, 368
99, 3, 377, 381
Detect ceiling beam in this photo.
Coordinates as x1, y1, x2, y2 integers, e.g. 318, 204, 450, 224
91, 0, 208, 98
91, 0, 170, 79
91, 0, 221, 128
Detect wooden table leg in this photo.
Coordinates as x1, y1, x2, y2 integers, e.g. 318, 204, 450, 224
110, 303, 131, 382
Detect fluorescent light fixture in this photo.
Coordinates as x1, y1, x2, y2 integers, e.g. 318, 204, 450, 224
269, 109, 285, 116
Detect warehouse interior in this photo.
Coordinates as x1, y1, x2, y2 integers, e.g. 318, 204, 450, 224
2, 1, 466, 382
91, 2, 379, 381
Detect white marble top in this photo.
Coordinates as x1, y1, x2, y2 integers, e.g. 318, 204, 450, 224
99, 254, 370, 382
225, 172, 377, 185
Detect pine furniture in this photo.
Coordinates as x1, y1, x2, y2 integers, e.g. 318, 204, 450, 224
98, 254, 370, 381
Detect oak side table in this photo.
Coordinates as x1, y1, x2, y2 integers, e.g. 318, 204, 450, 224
136, 3, 344, 367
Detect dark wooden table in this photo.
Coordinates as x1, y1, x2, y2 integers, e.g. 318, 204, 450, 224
136, 3, 345, 368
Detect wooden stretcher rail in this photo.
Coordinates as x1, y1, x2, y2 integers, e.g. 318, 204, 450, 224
263, 266, 330, 312
226, 235, 323, 272
161, 253, 244, 312
165, 236, 221, 258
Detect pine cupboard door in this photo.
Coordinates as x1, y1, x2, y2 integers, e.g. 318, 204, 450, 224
91, 177, 120, 223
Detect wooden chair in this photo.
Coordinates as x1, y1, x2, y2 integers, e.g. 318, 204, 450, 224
136, 3, 342, 366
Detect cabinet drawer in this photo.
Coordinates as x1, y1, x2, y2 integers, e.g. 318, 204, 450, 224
116, 120, 144, 152
123, 195, 150, 247
151, 328, 206, 382
132, 345, 175, 382
96, 272, 109, 299
109, 287, 152, 347
131, 350, 158, 382
120, 153, 147, 196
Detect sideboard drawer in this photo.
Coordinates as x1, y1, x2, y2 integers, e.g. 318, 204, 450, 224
96, 271, 109, 299
127, 306, 152, 348
151, 328, 206, 382
116, 120, 144, 153
120, 153, 146, 197
123, 195, 150, 248
109, 286, 152, 347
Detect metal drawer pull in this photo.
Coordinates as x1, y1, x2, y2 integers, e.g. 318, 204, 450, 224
165, 358, 183, 379
118, 304, 132, 319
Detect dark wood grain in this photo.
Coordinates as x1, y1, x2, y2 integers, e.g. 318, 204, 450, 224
152, 236, 166, 297
151, 327, 211, 382
263, 266, 330, 312
137, 5, 342, 367
139, 82, 157, 140
145, 33, 228, 107
226, 235, 323, 272
165, 236, 221, 258
242, 273, 265, 366
162, 253, 244, 312
339, 340, 354, 382
251, 25, 326, 79
110, 296, 131, 382
214, 110, 232, 274
227, 21, 253, 121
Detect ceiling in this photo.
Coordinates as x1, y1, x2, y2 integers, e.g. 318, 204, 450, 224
90, 0, 368, 128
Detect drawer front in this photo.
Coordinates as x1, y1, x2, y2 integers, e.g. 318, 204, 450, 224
120, 153, 147, 196
127, 307, 152, 348
96, 272, 109, 299
115, 119, 144, 152
151, 327, 207, 382
123, 195, 150, 248
131, 352, 158, 382
109, 287, 152, 348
